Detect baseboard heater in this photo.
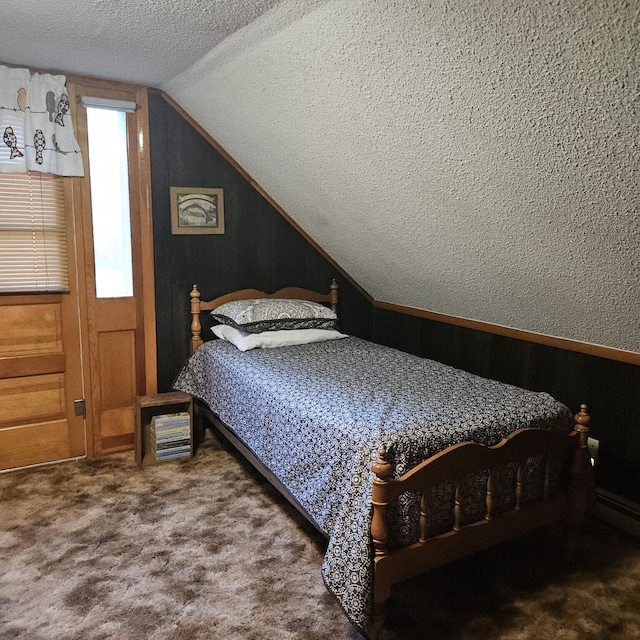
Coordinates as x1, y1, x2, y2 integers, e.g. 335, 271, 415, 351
592, 488, 640, 538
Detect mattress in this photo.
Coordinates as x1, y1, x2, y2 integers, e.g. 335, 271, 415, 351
173, 336, 573, 631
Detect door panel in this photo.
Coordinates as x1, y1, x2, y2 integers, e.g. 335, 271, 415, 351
98, 329, 137, 432
0, 373, 65, 423
98, 330, 136, 405
0, 354, 65, 379
0, 302, 63, 354
0, 420, 78, 469
101, 408, 136, 440
0, 294, 85, 470
69, 78, 156, 456
96, 297, 137, 331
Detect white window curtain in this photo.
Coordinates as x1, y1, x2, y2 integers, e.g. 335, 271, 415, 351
0, 65, 84, 176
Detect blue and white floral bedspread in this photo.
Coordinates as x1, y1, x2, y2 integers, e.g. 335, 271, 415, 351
173, 336, 572, 633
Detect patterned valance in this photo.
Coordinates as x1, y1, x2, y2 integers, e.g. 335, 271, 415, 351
0, 65, 84, 176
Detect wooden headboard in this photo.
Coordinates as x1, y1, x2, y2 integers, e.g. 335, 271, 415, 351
189, 280, 339, 353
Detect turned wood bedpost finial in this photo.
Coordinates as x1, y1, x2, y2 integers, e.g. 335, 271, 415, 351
190, 284, 203, 353
330, 278, 338, 313
371, 448, 393, 557
569, 404, 591, 525
372, 447, 393, 482
574, 404, 590, 432
573, 404, 591, 457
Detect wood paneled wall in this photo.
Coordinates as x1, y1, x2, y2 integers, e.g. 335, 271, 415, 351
148, 92, 639, 507
148, 93, 373, 392
373, 307, 640, 504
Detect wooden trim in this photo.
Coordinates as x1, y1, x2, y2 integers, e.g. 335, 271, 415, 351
155, 89, 634, 366
0, 294, 62, 305
199, 282, 338, 312
100, 433, 134, 452
67, 76, 159, 457
0, 354, 65, 379
375, 300, 640, 366
64, 80, 94, 458
72, 79, 157, 395
134, 86, 158, 395
66, 74, 147, 97
153, 90, 372, 304
67, 78, 101, 457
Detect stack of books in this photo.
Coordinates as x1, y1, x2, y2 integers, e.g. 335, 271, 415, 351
150, 412, 191, 461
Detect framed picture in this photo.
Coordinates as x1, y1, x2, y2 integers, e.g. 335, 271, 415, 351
170, 187, 224, 235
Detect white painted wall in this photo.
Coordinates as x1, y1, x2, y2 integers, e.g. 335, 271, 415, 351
164, 0, 639, 352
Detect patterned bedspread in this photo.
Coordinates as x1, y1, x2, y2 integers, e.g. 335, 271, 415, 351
173, 336, 573, 633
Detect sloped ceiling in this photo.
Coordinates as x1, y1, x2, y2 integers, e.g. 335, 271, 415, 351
2, 0, 638, 353
0, 0, 286, 86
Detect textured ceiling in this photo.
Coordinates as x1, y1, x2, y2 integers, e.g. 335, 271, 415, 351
0, 0, 285, 86
163, 0, 640, 353
1, 0, 638, 353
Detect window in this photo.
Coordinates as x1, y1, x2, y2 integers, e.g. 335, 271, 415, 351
0, 172, 69, 293
86, 106, 133, 298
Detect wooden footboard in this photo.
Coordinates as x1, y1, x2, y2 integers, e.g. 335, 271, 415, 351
369, 405, 591, 638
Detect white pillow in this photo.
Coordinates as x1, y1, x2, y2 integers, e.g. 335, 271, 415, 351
212, 324, 348, 352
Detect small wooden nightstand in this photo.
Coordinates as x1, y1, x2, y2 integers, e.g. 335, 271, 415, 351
135, 391, 194, 466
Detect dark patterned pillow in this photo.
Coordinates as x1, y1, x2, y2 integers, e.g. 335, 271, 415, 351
211, 298, 337, 333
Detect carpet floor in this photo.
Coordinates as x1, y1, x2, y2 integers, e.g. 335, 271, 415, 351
1, 429, 639, 640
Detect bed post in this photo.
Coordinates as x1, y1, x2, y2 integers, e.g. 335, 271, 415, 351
570, 404, 591, 524
190, 285, 203, 353
330, 279, 338, 313
370, 448, 393, 640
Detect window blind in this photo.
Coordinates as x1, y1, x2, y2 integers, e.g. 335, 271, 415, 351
0, 172, 70, 293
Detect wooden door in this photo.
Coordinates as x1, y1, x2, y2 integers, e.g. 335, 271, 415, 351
69, 78, 156, 457
0, 182, 86, 469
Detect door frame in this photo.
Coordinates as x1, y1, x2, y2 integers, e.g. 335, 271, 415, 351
67, 76, 157, 458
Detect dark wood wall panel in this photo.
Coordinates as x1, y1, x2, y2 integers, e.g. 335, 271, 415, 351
148, 91, 638, 507
373, 307, 640, 503
148, 93, 372, 391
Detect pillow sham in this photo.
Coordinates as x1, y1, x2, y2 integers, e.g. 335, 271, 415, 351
211, 298, 337, 333
212, 324, 347, 352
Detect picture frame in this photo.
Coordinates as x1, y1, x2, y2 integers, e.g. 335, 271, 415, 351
170, 187, 224, 235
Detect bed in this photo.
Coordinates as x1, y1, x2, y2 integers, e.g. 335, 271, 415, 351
173, 280, 592, 639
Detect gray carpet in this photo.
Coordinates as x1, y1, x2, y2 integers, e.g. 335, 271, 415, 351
1, 429, 639, 640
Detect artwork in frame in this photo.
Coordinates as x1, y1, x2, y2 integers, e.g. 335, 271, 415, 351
170, 187, 225, 235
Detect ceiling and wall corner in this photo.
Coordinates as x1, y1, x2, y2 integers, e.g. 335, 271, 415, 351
0, 0, 288, 87
1, 0, 638, 354
162, 0, 639, 354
